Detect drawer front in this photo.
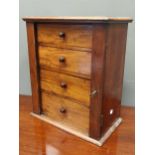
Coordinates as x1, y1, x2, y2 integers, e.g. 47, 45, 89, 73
37, 24, 93, 49
38, 46, 91, 79
40, 69, 90, 106
41, 92, 89, 134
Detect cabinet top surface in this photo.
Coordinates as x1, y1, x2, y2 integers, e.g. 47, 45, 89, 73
23, 16, 132, 23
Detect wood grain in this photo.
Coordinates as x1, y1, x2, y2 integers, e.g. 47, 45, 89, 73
41, 92, 89, 134
89, 25, 107, 139
38, 46, 91, 79
19, 95, 135, 155
26, 23, 41, 114
37, 24, 93, 49
40, 69, 90, 105
101, 24, 128, 133
31, 114, 122, 146
24, 18, 132, 142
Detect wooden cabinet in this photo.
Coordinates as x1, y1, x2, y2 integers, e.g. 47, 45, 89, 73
23, 16, 132, 146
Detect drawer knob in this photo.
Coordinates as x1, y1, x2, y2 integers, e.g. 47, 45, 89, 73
59, 56, 66, 63
60, 82, 67, 88
59, 107, 67, 114
59, 32, 65, 38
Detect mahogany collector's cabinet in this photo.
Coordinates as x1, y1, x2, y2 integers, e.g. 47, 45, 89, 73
23, 17, 132, 146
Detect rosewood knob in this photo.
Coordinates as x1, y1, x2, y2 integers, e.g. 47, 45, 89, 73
59, 56, 66, 63
59, 107, 67, 114
59, 32, 65, 38
60, 82, 67, 88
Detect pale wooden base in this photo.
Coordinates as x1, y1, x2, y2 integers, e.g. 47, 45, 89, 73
31, 112, 122, 146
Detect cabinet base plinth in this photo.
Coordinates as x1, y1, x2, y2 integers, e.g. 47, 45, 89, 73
31, 112, 122, 146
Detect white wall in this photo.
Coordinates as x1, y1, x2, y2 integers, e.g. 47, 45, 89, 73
19, 0, 135, 106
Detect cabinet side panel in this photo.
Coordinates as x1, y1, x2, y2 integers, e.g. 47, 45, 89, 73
102, 24, 128, 133
89, 25, 107, 139
26, 22, 41, 114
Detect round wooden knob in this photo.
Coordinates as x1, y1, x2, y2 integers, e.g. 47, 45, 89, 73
60, 82, 67, 88
59, 107, 67, 113
59, 56, 65, 63
59, 32, 65, 38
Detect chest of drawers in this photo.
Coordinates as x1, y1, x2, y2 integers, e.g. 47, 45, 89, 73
23, 16, 132, 146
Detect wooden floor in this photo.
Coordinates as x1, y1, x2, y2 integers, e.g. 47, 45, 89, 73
19, 95, 135, 155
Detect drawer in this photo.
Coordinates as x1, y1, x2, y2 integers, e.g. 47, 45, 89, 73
40, 69, 90, 105
41, 92, 89, 134
38, 46, 91, 79
37, 24, 93, 49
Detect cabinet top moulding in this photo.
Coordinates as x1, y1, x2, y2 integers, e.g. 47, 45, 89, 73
22, 16, 133, 23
